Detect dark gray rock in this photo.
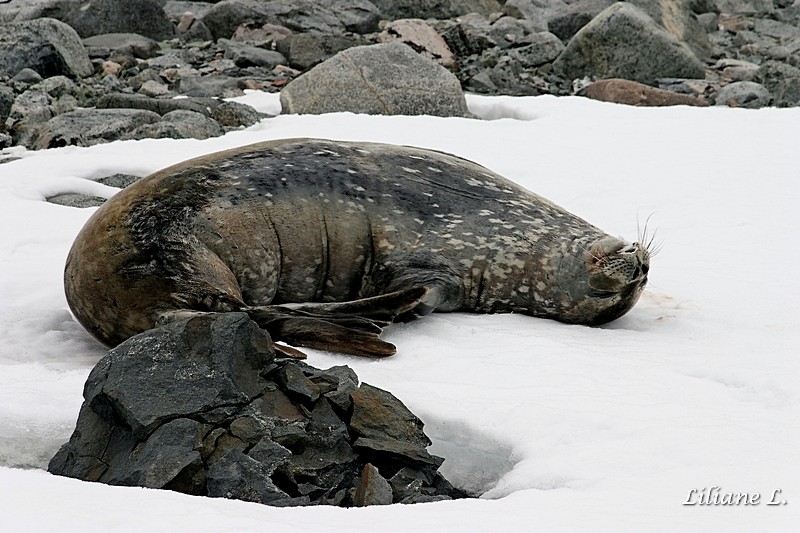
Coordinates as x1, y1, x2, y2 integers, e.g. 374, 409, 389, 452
220, 39, 287, 68
279, 42, 470, 117
45, 193, 107, 208
202, 0, 380, 41
11, 68, 44, 85
124, 109, 225, 140
714, 80, 771, 107
6, 75, 79, 148
211, 100, 262, 127
553, 3, 706, 85
716, 0, 774, 15
49, 312, 464, 507
34, 108, 161, 150
371, 0, 502, 20
754, 61, 800, 107
178, 75, 241, 97
0, 0, 81, 24
548, 0, 614, 41
0, 18, 93, 79
278, 33, 362, 70
98, 173, 143, 188
97, 93, 219, 116
82, 33, 161, 60
66, 0, 176, 40
502, 0, 565, 30
507, 31, 565, 67
0, 85, 13, 124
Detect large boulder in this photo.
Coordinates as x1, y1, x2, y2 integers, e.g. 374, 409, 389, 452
553, 3, 706, 85
65, 0, 176, 40
49, 312, 465, 506
202, 0, 380, 40
0, 18, 93, 79
280, 42, 469, 117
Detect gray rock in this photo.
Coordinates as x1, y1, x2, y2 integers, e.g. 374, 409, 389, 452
0, 0, 81, 23
202, 0, 380, 41
45, 193, 107, 208
11, 68, 44, 85
0, 18, 93, 79
371, 0, 503, 20
715, 0, 774, 15
220, 38, 287, 68
715, 80, 771, 107
96, 93, 220, 116
438, 13, 497, 57
553, 3, 706, 85
0, 85, 13, 124
35, 108, 162, 150
6, 76, 79, 148
278, 33, 362, 70
125, 109, 225, 140
98, 173, 144, 188
507, 31, 565, 67
280, 42, 470, 117
66, 0, 176, 40
350, 383, 431, 448
754, 61, 800, 107
178, 75, 242, 97
49, 312, 464, 507
547, 0, 614, 41
211, 100, 262, 127
164, 1, 217, 21
502, 0, 566, 30
82, 33, 161, 60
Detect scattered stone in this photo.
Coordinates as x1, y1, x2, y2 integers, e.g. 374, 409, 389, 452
34, 108, 161, 150
5, 76, 79, 148
379, 19, 457, 69
201, 0, 380, 41
232, 22, 294, 48
98, 173, 143, 188
0, 85, 13, 123
581, 78, 710, 106
716, 0, 774, 15
754, 60, 800, 107
553, 3, 707, 85
220, 39, 287, 69
714, 80, 771, 107
82, 33, 161, 60
138, 80, 172, 97
97, 93, 218, 116
66, 0, 176, 40
125, 109, 225, 140
714, 58, 761, 82
280, 42, 470, 117
178, 75, 242, 97
506, 32, 565, 68
48, 312, 465, 507
278, 33, 362, 71
163, 1, 217, 22
0, 18, 93, 79
547, 0, 615, 42
11, 68, 44, 85
211, 100, 263, 127
371, 0, 503, 20
45, 193, 107, 208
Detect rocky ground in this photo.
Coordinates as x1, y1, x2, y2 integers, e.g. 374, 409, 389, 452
1, 0, 799, 151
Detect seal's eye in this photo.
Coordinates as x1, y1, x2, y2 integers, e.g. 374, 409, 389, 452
641, 264, 649, 275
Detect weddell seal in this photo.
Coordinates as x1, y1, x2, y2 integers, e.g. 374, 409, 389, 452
64, 138, 651, 357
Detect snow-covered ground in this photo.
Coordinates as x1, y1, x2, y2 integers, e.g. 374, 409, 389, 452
1, 93, 798, 531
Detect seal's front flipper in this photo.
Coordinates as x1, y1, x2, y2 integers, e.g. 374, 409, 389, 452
276, 287, 430, 323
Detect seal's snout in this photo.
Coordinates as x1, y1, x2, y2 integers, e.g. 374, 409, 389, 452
586, 237, 650, 296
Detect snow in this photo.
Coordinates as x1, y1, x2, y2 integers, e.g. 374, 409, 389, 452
1, 92, 798, 531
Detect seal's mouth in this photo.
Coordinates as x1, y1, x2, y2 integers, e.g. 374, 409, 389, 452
586, 238, 650, 297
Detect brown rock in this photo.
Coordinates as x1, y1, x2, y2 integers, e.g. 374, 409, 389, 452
582, 78, 709, 107
379, 19, 456, 70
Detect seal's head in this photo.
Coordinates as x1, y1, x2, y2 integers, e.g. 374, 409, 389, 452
555, 236, 650, 325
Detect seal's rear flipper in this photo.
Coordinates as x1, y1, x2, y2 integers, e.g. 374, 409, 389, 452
247, 312, 397, 357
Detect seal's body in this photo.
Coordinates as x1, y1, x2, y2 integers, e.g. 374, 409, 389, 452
65, 138, 650, 356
